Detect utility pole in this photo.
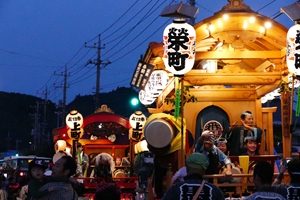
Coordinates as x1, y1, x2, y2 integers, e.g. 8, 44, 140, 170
16, 138, 22, 151
5, 132, 11, 150
37, 87, 49, 143
54, 66, 69, 126
30, 101, 41, 149
55, 100, 62, 127
85, 34, 110, 111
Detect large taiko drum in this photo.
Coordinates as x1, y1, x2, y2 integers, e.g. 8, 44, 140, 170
220, 164, 242, 183
113, 169, 126, 178
144, 118, 175, 155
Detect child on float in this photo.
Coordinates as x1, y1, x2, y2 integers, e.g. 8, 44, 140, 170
26, 159, 77, 200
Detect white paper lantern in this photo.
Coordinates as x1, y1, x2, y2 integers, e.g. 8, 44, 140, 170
287, 24, 300, 75
129, 111, 146, 141
163, 19, 196, 75
144, 70, 169, 98
65, 110, 84, 140
139, 90, 155, 105
55, 140, 66, 152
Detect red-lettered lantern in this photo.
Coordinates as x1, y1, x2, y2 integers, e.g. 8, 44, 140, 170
163, 19, 196, 76
65, 110, 84, 140
129, 111, 146, 141
144, 70, 169, 98
287, 24, 300, 75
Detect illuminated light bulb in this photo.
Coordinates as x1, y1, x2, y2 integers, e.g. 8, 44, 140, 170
208, 23, 214, 31
264, 21, 272, 29
259, 26, 265, 33
243, 21, 248, 29
249, 16, 255, 23
223, 14, 229, 20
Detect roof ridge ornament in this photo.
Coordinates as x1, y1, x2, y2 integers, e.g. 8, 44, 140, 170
217, 0, 254, 14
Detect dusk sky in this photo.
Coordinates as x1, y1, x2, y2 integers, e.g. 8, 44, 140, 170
0, 0, 296, 104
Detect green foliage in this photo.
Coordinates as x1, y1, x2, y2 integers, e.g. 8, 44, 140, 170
279, 80, 291, 93
164, 86, 198, 106
0, 87, 148, 155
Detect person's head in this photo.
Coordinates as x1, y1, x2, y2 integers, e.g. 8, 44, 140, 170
287, 158, 300, 183
185, 153, 208, 176
253, 161, 273, 188
94, 183, 121, 200
28, 159, 47, 181
241, 111, 254, 126
52, 156, 77, 178
244, 136, 258, 154
77, 142, 83, 152
200, 130, 214, 151
216, 138, 227, 153
115, 157, 122, 166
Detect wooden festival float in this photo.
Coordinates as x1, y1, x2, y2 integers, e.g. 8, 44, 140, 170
132, 0, 300, 197
52, 105, 138, 199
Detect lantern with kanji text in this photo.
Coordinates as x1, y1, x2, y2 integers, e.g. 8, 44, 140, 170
163, 19, 196, 76
65, 110, 84, 140
129, 111, 146, 141
287, 24, 300, 75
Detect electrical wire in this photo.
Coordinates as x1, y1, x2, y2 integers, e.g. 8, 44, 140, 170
256, 0, 278, 12
102, 0, 166, 58
85, 0, 140, 44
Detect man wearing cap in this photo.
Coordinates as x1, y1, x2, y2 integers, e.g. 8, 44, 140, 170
273, 158, 300, 199
162, 153, 224, 200
76, 142, 89, 177
223, 111, 262, 156
195, 130, 232, 180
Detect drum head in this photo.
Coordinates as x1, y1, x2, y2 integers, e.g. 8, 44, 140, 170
144, 119, 174, 148
221, 164, 242, 183
113, 169, 125, 178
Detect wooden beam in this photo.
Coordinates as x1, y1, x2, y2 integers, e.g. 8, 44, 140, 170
195, 50, 284, 59
184, 71, 282, 85
188, 88, 257, 101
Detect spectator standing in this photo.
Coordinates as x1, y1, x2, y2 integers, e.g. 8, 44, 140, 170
273, 158, 300, 199
76, 142, 89, 177
246, 161, 286, 200
162, 153, 225, 200
36, 156, 79, 200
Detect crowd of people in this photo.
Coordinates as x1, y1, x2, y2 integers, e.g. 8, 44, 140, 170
161, 110, 299, 200
0, 110, 298, 200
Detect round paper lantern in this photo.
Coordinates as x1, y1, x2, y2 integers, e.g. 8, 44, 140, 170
139, 90, 155, 105
287, 24, 300, 76
144, 70, 169, 98
66, 110, 83, 129
65, 110, 84, 140
55, 140, 66, 152
129, 111, 146, 128
163, 19, 196, 75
